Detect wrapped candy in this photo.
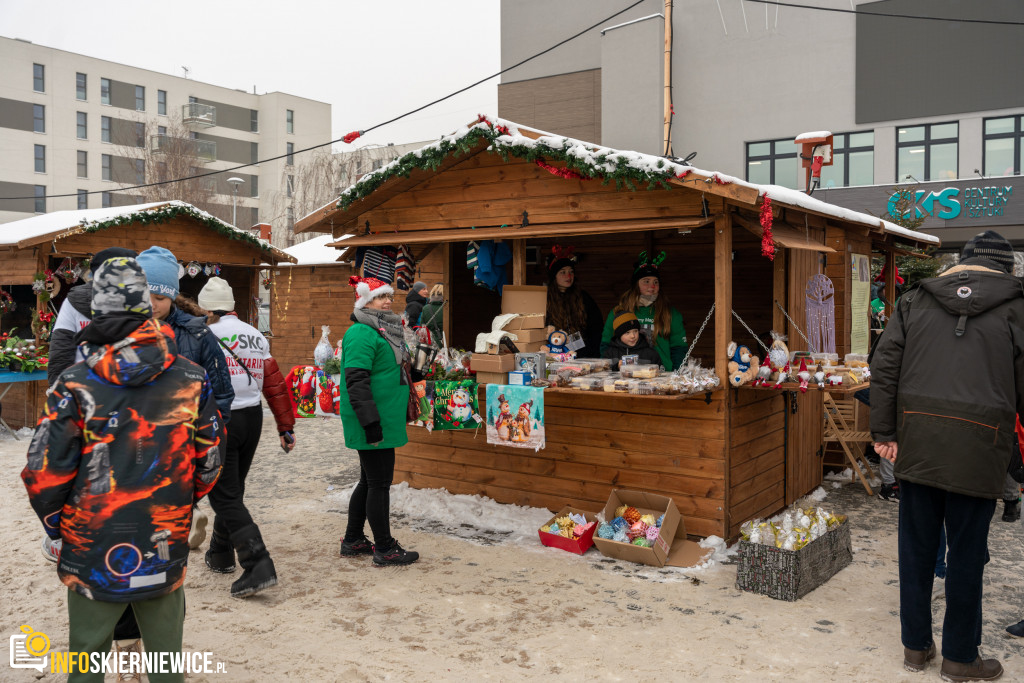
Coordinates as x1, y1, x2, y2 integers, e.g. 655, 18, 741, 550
797, 513, 812, 528
568, 512, 588, 526
549, 523, 560, 534
781, 513, 794, 534
611, 516, 629, 531
612, 528, 629, 543
656, 514, 665, 527
640, 514, 656, 527
623, 507, 641, 524
559, 527, 572, 539
555, 516, 572, 529
597, 523, 615, 539
645, 526, 660, 543
627, 521, 648, 541
573, 523, 587, 537
749, 524, 762, 545
615, 505, 628, 519
632, 538, 651, 547
541, 525, 552, 533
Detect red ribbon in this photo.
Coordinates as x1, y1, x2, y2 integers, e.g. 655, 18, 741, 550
535, 159, 589, 181
760, 195, 775, 261
342, 131, 363, 144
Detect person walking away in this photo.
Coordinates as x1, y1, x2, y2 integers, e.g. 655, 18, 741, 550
198, 277, 295, 596
403, 281, 428, 328
338, 275, 419, 566
22, 257, 223, 683
41, 247, 136, 564
871, 230, 1024, 681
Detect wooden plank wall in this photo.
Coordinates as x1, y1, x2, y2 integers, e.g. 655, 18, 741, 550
397, 390, 730, 539
0, 247, 44, 284
0, 381, 44, 430
728, 389, 786, 538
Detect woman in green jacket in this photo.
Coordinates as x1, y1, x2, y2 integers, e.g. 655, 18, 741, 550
600, 251, 687, 370
338, 275, 419, 566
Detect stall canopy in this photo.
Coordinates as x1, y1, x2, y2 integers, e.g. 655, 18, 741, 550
295, 116, 939, 253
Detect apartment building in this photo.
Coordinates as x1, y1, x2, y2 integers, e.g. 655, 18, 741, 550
499, 0, 1024, 247
0, 36, 331, 248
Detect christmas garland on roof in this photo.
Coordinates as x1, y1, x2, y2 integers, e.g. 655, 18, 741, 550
76, 203, 277, 255
335, 116, 715, 211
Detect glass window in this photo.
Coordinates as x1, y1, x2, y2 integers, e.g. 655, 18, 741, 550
101, 78, 111, 105
135, 122, 145, 148
101, 191, 112, 208
286, 142, 294, 166
102, 154, 111, 181
251, 142, 259, 164
77, 112, 88, 139
287, 174, 294, 198
983, 115, 1023, 177
77, 150, 88, 178
34, 144, 45, 173
818, 131, 875, 189
33, 63, 44, 92
286, 109, 294, 134
158, 89, 167, 116
77, 189, 88, 210
287, 207, 294, 227
250, 176, 259, 198
189, 95, 198, 104
135, 85, 145, 111
158, 125, 167, 136
34, 185, 45, 213
745, 138, 798, 189
101, 116, 111, 143
134, 159, 145, 184
33, 104, 45, 133
896, 123, 958, 181
250, 109, 259, 132
76, 72, 87, 100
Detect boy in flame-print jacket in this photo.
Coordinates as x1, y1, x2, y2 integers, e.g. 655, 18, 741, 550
22, 257, 223, 679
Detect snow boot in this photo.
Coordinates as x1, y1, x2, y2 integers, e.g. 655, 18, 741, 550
230, 525, 277, 597
1001, 499, 1020, 522
205, 529, 236, 573
939, 656, 1003, 681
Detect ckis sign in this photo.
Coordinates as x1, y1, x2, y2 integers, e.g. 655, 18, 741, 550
888, 185, 1014, 221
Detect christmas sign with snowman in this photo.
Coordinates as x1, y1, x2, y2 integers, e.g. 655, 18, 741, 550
485, 384, 545, 451
432, 379, 482, 430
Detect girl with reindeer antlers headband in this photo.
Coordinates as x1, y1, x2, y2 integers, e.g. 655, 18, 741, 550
545, 244, 604, 357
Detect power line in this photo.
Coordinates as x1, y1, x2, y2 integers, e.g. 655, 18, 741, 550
742, 0, 1024, 26
0, 0, 647, 202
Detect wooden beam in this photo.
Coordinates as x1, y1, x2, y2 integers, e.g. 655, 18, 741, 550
327, 216, 714, 247
884, 249, 896, 318
414, 243, 439, 264
714, 212, 733, 389
663, 0, 673, 157
773, 249, 787, 334
669, 174, 760, 206
512, 239, 526, 286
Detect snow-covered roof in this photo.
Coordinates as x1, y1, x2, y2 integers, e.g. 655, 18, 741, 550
795, 130, 832, 142
303, 116, 937, 247
0, 200, 296, 261
282, 234, 352, 266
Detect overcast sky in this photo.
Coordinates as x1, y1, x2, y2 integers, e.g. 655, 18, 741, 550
0, 0, 502, 148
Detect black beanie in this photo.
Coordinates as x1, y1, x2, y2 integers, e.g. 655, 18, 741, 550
90, 247, 138, 274
961, 230, 1014, 274
612, 311, 642, 339
631, 250, 666, 285
547, 244, 577, 281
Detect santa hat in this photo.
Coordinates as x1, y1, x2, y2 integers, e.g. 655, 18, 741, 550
349, 275, 394, 309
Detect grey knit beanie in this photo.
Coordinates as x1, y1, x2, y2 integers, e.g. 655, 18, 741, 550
961, 230, 1015, 274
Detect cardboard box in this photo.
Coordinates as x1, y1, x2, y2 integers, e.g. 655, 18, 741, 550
501, 286, 547, 321
735, 520, 852, 601
500, 326, 548, 343
474, 371, 508, 385
516, 340, 547, 353
470, 353, 516, 373
538, 506, 599, 555
592, 489, 712, 568
502, 314, 547, 331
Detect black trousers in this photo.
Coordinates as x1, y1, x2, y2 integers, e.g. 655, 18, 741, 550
207, 405, 263, 538
343, 448, 396, 549
898, 479, 995, 663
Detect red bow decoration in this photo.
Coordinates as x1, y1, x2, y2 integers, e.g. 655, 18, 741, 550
760, 194, 775, 261
342, 131, 363, 144
874, 264, 904, 286
38, 310, 54, 323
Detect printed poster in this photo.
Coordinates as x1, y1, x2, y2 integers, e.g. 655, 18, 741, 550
410, 380, 434, 430
486, 384, 545, 451
286, 365, 340, 418
850, 253, 871, 355
432, 380, 482, 430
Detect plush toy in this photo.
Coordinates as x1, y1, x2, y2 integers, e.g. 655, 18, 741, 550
543, 327, 574, 358
494, 393, 514, 441
753, 363, 772, 387
813, 363, 827, 390
767, 331, 790, 385
726, 341, 760, 387
796, 358, 811, 393
773, 361, 791, 388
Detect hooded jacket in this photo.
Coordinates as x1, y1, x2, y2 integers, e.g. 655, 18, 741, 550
403, 289, 427, 328
602, 333, 663, 367
22, 318, 224, 602
870, 259, 1024, 498
165, 306, 234, 422
47, 283, 92, 385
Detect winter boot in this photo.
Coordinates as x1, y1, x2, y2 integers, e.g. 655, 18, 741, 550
340, 535, 374, 557
939, 656, 1003, 681
877, 483, 900, 502
229, 525, 277, 598
903, 642, 936, 673
1001, 499, 1020, 522
372, 540, 419, 567
205, 529, 236, 573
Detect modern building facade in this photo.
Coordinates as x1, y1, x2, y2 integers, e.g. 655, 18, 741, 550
499, 0, 1024, 247
0, 36, 331, 247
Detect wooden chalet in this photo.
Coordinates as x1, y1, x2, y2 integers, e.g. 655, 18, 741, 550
294, 117, 938, 539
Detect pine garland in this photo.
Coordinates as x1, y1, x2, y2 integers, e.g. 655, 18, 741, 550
336, 116, 703, 211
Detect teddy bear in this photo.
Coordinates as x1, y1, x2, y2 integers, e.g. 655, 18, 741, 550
543, 327, 575, 359
726, 341, 760, 387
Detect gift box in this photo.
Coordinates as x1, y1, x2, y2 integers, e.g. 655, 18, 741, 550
538, 506, 599, 554
508, 371, 532, 385
474, 371, 508, 385
735, 519, 852, 601
500, 325, 548, 342
591, 490, 710, 568
470, 353, 516, 373
501, 286, 547, 324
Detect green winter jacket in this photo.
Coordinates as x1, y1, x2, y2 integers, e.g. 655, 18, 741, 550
600, 304, 687, 370
870, 260, 1024, 499
338, 323, 410, 450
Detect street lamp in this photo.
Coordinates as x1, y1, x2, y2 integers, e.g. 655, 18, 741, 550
226, 176, 245, 226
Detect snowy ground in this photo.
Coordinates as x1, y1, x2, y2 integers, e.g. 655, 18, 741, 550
2, 414, 1022, 681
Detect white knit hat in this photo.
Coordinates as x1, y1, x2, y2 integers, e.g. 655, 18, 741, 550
349, 275, 394, 309
198, 276, 235, 312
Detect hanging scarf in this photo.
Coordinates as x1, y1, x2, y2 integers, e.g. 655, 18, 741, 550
638, 293, 659, 307
351, 308, 408, 366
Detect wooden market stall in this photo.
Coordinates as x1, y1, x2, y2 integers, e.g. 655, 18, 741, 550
0, 200, 295, 428
294, 117, 938, 540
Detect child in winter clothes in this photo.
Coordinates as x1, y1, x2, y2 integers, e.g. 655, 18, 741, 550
602, 312, 663, 368
22, 257, 223, 683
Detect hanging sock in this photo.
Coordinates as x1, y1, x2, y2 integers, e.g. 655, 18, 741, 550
394, 245, 415, 291
467, 241, 479, 270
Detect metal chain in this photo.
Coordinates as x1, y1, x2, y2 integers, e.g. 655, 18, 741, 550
679, 302, 715, 368
731, 309, 770, 354
774, 300, 811, 347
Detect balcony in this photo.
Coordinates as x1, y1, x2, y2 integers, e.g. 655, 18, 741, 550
150, 134, 217, 163
182, 102, 216, 127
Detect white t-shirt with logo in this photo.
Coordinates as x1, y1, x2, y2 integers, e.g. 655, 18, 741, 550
208, 315, 272, 410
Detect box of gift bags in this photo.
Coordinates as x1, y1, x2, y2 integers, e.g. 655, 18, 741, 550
538, 507, 599, 555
